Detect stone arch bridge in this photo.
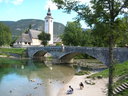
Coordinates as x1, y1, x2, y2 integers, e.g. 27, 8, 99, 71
27, 46, 128, 66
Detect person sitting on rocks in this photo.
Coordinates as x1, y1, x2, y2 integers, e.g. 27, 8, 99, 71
67, 86, 74, 94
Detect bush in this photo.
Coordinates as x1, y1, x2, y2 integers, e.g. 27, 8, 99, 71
75, 70, 90, 75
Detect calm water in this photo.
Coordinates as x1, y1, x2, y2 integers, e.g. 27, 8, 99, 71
0, 59, 75, 96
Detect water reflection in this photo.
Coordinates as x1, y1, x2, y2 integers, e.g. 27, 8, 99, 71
0, 59, 75, 96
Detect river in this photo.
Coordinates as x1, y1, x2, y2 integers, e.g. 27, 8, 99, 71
0, 59, 76, 96
0, 58, 106, 96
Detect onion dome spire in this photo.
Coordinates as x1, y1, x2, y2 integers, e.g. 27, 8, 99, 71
47, 8, 51, 16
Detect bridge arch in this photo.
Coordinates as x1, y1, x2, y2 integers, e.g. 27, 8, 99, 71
59, 51, 106, 65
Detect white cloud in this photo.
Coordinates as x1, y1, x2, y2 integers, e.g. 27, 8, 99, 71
11, 0, 24, 5
0, 0, 24, 5
45, 0, 58, 10
45, 0, 90, 10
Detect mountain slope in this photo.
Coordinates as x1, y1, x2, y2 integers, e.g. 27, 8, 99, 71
0, 19, 65, 38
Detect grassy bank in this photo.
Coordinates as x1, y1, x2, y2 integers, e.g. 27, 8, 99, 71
0, 57, 26, 65
0, 48, 26, 57
89, 61, 128, 78
0, 48, 26, 54
88, 61, 128, 96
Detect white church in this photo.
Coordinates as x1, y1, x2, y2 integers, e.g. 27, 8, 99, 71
13, 8, 61, 48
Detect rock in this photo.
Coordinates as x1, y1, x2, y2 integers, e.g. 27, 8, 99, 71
85, 80, 95, 85
97, 75, 103, 79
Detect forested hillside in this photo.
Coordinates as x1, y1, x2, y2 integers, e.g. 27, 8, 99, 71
0, 19, 65, 39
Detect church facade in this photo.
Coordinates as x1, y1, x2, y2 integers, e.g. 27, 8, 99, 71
13, 29, 42, 47
13, 8, 59, 48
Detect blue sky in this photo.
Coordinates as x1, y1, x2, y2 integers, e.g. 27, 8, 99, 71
0, 0, 90, 28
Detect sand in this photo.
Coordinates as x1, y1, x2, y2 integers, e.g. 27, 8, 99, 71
57, 73, 108, 96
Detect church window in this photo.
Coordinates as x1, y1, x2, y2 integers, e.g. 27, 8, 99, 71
28, 42, 31, 45
46, 20, 48, 22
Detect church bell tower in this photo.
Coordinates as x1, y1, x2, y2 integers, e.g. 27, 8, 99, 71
44, 8, 53, 45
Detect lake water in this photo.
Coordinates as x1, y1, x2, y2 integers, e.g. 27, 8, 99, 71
0, 59, 75, 96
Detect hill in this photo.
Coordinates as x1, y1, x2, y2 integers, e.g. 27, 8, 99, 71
0, 19, 65, 39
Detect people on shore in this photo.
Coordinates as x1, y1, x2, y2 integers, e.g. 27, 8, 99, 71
67, 86, 74, 94
79, 82, 84, 90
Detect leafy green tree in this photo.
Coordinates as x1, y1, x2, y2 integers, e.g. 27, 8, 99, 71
53, 0, 128, 96
38, 31, 50, 46
62, 21, 93, 46
117, 16, 128, 47
0, 22, 12, 46
62, 21, 82, 46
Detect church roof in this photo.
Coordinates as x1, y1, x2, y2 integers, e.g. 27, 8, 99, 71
16, 33, 32, 42
53, 36, 62, 43
29, 29, 42, 39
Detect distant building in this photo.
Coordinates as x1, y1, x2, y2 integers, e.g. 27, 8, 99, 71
13, 29, 42, 47
13, 8, 61, 48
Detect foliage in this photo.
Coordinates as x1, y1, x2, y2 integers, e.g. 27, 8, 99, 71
0, 57, 26, 65
115, 89, 128, 96
89, 61, 128, 96
117, 16, 128, 47
55, 42, 62, 46
89, 61, 128, 78
75, 70, 90, 75
53, 0, 128, 95
38, 31, 50, 46
61, 21, 92, 46
1, 19, 65, 39
53, 0, 128, 46
0, 22, 12, 46
10, 37, 18, 47
74, 54, 94, 59
0, 48, 26, 55
24, 24, 32, 34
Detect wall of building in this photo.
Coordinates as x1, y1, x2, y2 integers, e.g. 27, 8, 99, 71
31, 39, 42, 45
31, 39, 41, 45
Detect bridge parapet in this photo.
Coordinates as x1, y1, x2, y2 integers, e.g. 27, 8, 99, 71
27, 46, 128, 66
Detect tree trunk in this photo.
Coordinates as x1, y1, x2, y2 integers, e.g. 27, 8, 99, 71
108, 36, 114, 96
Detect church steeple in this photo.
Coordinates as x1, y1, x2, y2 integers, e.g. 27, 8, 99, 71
47, 8, 51, 16
44, 7, 53, 45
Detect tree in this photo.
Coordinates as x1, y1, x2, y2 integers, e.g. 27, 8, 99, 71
117, 16, 128, 47
53, 0, 128, 96
0, 22, 12, 46
25, 24, 32, 34
62, 21, 93, 46
38, 31, 50, 46
62, 21, 82, 46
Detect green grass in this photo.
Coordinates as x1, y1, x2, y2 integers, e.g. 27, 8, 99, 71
75, 70, 90, 75
89, 61, 128, 78
87, 61, 128, 96
0, 57, 26, 65
115, 89, 128, 96
0, 48, 26, 55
